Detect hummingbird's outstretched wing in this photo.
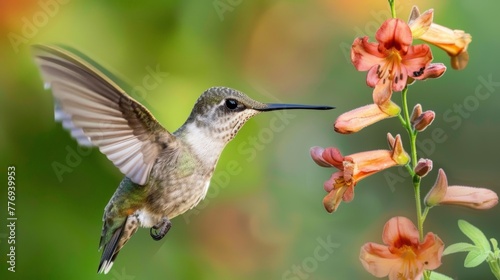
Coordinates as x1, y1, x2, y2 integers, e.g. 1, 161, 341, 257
33, 44, 173, 185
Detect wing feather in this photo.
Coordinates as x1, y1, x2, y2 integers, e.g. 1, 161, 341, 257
33, 44, 174, 185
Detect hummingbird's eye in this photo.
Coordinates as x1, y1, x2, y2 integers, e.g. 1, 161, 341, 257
225, 99, 239, 110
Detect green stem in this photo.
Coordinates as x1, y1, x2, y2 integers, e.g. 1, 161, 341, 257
488, 258, 500, 280
388, 0, 397, 18
401, 87, 424, 241
401, 88, 418, 168
397, 114, 406, 126
413, 177, 424, 241
422, 207, 430, 223
404, 164, 414, 176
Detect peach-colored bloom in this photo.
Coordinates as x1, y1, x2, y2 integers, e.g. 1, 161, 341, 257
408, 6, 472, 70
310, 135, 409, 213
351, 18, 446, 107
334, 102, 400, 134
360, 216, 444, 280
425, 169, 498, 209
442, 187, 498, 210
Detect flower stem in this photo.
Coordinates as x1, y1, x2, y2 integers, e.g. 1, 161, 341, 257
388, 0, 397, 18
413, 177, 424, 241
401, 87, 418, 167
422, 207, 430, 223
401, 87, 425, 241
488, 258, 500, 280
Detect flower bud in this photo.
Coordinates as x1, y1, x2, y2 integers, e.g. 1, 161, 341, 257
410, 104, 423, 123
440, 186, 498, 210
412, 110, 435, 131
415, 158, 433, 177
425, 168, 448, 207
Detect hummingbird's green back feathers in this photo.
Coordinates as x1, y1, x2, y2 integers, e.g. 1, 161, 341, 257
32, 44, 174, 185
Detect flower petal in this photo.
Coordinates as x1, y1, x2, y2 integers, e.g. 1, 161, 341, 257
376, 19, 413, 54
310, 146, 332, 167
408, 5, 421, 23
388, 268, 424, 280
416, 22, 472, 70
425, 168, 448, 207
390, 134, 410, 165
391, 60, 407, 92
342, 183, 355, 202
323, 186, 346, 213
346, 149, 397, 182
360, 242, 401, 278
382, 216, 420, 248
378, 100, 401, 117
372, 79, 393, 106
351, 37, 386, 71
451, 51, 469, 70
417, 232, 444, 271
324, 171, 342, 192
408, 7, 434, 38
322, 147, 344, 169
334, 103, 396, 134
419, 63, 447, 80
366, 65, 381, 88
419, 24, 472, 56
440, 186, 499, 210
402, 44, 433, 79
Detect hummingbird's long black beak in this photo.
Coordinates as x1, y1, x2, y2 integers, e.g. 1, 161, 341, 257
255, 103, 335, 112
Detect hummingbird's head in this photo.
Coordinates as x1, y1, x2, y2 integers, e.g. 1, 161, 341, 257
184, 86, 334, 142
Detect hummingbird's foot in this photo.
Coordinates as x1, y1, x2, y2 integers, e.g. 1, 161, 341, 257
150, 217, 172, 241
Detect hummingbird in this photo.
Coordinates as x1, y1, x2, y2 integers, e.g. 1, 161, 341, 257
32, 44, 334, 274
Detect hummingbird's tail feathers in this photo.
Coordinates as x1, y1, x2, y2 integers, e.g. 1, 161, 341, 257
98, 215, 139, 274
97, 224, 122, 274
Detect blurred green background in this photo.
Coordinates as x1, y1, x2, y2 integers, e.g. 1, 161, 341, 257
1, 0, 499, 279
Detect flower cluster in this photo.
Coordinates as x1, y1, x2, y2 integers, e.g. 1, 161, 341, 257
310, 3, 498, 280
334, 6, 472, 135
311, 133, 409, 213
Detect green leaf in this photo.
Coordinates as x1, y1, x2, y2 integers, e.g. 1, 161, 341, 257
429, 271, 454, 280
443, 242, 476, 255
458, 220, 491, 252
491, 238, 499, 251
464, 249, 489, 267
